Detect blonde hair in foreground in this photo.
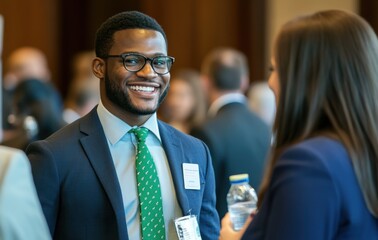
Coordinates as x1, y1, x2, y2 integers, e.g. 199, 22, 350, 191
258, 10, 378, 217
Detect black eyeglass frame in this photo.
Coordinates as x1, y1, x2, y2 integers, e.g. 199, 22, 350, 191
101, 53, 175, 75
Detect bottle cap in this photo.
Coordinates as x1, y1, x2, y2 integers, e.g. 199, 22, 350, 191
229, 174, 249, 184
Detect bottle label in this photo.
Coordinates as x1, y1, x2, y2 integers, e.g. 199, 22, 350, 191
228, 202, 256, 231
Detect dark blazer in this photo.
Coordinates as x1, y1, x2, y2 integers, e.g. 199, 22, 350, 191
26, 107, 219, 240
191, 102, 271, 219
242, 137, 378, 239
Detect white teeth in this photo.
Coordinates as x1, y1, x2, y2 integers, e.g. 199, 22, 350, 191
129, 85, 155, 92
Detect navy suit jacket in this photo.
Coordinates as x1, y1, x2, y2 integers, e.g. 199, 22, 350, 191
26, 108, 220, 240
242, 137, 378, 240
191, 102, 271, 219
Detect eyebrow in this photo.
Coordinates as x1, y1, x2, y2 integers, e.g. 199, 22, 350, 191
120, 52, 168, 57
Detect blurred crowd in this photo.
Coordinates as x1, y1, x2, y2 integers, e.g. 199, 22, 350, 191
1, 45, 274, 220
1, 47, 100, 150
1, 46, 274, 153
2, 9, 377, 240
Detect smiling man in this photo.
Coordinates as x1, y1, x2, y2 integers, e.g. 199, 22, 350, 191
27, 11, 219, 240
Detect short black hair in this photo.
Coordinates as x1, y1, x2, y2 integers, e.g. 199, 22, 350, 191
212, 63, 242, 90
95, 11, 167, 58
201, 48, 249, 91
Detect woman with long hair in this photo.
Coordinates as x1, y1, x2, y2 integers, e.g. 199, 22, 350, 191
158, 69, 206, 134
220, 9, 378, 239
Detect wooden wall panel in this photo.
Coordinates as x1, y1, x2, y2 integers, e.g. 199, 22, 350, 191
59, 1, 142, 96
140, 0, 266, 82
360, 0, 378, 33
3, 0, 373, 94
1, 0, 266, 95
194, 0, 240, 68
142, 1, 204, 70
0, 0, 60, 86
239, 1, 267, 82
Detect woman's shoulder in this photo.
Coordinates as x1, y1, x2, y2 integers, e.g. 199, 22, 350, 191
275, 139, 377, 238
283, 137, 348, 165
277, 136, 354, 181
291, 136, 343, 151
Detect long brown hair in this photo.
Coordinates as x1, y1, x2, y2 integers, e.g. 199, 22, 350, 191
259, 10, 378, 217
158, 69, 206, 130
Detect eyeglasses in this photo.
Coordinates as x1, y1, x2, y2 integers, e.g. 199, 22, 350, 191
102, 53, 175, 75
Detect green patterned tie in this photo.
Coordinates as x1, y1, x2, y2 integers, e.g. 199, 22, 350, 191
130, 127, 166, 240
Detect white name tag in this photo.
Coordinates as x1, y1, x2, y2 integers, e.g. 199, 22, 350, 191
183, 163, 200, 190
174, 215, 202, 240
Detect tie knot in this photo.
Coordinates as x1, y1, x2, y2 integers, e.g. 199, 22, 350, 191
130, 127, 149, 143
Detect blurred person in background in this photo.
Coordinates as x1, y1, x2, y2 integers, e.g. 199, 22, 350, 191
191, 48, 271, 220
158, 68, 206, 134
63, 50, 99, 123
3, 47, 50, 90
2, 47, 62, 141
1, 79, 66, 151
220, 10, 378, 240
247, 81, 276, 127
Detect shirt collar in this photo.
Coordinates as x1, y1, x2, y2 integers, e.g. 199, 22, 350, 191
97, 100, 161, 145
208, 92, 247, 117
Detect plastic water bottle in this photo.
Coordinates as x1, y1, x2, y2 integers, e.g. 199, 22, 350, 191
227, 174, 258, 231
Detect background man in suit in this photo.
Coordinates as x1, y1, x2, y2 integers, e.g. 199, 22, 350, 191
191, 48, 271, 220
1, 47, 63, 144
27, 11, 219, 239
0, 145, 50, 240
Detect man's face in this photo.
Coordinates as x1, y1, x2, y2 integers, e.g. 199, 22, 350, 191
4, 48, 49, 89
104, 29, 170, 116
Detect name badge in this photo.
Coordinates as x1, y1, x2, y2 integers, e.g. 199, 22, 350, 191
174, 215, 202, 240
183, 163, 200, 190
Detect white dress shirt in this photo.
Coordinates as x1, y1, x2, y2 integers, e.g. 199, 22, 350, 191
97, 101, 182, 240
208, 92, 247, 117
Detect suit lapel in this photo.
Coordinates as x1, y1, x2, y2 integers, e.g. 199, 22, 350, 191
158, 121, 191, 215
79, 109, 128, 239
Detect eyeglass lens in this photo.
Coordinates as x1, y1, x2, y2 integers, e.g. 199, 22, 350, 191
123, 54, 173, 74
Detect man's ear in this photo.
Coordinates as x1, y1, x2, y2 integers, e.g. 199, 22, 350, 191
201, 75, 211, 92
240, 75, 250, 94
92, 57, 105, 78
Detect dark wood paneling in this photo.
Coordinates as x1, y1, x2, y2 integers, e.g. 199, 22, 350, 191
8, 1, 376, 93
141, 0, 266, 82
59, 1, 143, 96
1, 0, 266, 95
0, 0, 60, 87
238, 0, 267, 82
142, 1, 201, 70
360, 0, 378, 34
59, 0, 91, 95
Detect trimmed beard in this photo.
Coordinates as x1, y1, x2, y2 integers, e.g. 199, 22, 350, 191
104, 72, 169, 115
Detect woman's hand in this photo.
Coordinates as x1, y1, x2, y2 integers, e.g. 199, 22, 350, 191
219, 213, 253, 240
